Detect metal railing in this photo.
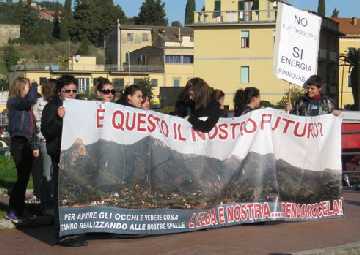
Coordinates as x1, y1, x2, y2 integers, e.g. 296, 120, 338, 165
10, 64, 164, 73
193, 9, 277, 25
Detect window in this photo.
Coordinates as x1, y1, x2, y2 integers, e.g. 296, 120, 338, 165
241, 30, 250, 48
143, 33, 149, 42
165, 55, 194, 64
39, 77, 47, 85
183, 55, 194, 64
134, 79, 143, 85
113, 78, 124, 91
214, 0, 221, 17
151, 79, 158, 87
173, 78, 181, 87
137, 55, 146, 65
165, 55, 181, 64
240, 66, 250, 84
76, 78, 90, 94
127, 33, 134, 42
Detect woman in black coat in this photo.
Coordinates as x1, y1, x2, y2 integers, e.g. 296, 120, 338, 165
175, 78, 221, 133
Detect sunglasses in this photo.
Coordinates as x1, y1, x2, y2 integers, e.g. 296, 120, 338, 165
101, 89, 116, 95
62, 89, 78, 94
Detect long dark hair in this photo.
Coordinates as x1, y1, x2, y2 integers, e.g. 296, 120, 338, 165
182, 77, 211, 110
119, 84, 142, 105
234, 87, 260, 117
212, 89, 225, 103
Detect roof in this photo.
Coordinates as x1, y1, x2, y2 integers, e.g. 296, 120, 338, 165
332, 17, 360, 37
119, 25, 193, 42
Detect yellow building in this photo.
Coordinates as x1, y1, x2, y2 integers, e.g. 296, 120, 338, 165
333, 17, 360, 108
190, 0, 340, 109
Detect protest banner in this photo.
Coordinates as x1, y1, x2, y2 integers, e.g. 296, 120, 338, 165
273, 2, 322, 86
59, 100, 343, 237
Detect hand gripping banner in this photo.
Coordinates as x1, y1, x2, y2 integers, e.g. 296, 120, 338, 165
58, 100, 343, 237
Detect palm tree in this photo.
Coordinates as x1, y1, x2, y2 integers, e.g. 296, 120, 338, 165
346, 48, 360, 108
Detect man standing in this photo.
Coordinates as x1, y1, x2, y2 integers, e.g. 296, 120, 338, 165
41, 75, 87, 247
287, 75, 341, 116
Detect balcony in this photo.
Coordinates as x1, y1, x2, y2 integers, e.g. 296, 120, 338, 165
193, 10, 277, 25
10, 64, 164, 73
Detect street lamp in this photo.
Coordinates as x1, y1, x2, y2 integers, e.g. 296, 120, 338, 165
127, 51, 131, 85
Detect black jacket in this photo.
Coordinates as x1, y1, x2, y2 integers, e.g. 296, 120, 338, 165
41, 96, 63, 162
291, 95, 335, 116
188, 101, 222, 133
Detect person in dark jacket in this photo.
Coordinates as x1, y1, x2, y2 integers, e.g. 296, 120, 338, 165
6, 77, 39, 223
233, 87, 261, 117
175, 77, 222, 133
117, 84, 143, 108
212, 89, 227, 117
287, 75, 341, 116
41, 75, 87, 247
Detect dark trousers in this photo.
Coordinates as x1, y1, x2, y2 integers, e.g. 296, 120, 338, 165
9, 136, 33, 216
51, 157, 60, 237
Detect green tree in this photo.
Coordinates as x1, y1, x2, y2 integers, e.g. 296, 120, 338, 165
77, 37, 91, 55
135, 0, 167, 26
59, 0, 73, 40
185, 0, 196, 25
52, 9, 61, 39
317, 0, 326, 16
73, 0, 126, 46
171, 21, 182, 27
346, 48, 360, 109
4, 45, 20, 72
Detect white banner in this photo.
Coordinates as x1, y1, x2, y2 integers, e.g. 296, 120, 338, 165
61, 100, 341, 173
273, 3, 322, 86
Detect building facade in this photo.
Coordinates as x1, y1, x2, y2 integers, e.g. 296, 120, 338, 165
0, 24, 20, 47
333, 17, 360, 108
190, 0, 340, 109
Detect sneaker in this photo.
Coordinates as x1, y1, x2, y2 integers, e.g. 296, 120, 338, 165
5, 211, 20, 224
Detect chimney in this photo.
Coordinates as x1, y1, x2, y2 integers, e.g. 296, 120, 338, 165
352, 17, 357, 26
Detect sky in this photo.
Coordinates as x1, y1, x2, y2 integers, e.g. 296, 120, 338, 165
115, 0, 360, 23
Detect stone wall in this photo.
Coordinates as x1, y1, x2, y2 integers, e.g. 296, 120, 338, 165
0, 25, 20, 47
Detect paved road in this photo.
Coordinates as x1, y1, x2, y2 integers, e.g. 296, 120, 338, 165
0, 191, 359, 255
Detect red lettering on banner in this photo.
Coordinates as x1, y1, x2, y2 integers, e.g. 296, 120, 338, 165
147, 114, 157, 133
282, 118, 295, 133
231, 123, 242, 139
261, 114, 272, 129
294, 122, 307, 137
137, 113, 147, 132
112, 111, 124, 130
96, 108, 105, 128
272, 116, 282, 130
125, 112, 136, 131
244, 119, 257, 133
160, 121, 169, 137
218, 124, 228, 140
192, 129, 206, 142
218, 207, 225, 224
208, 126, 218, 140
178, 124, 186, 141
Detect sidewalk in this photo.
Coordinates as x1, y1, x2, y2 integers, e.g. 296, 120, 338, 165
0, 191, 359, 255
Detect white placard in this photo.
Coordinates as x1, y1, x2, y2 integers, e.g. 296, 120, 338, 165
273, 3, 322, 86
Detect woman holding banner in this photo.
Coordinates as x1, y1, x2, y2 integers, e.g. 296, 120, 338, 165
233, 87, 261, 117
96, 77, 115, 103
117, 84, 143, 108
175, 77, 222, 133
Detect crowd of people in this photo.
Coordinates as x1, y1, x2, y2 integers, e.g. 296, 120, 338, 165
5, 73, 340, 246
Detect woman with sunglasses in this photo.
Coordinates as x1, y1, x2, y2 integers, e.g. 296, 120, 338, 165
117, 84, 143, 109
96, 77, 115, 102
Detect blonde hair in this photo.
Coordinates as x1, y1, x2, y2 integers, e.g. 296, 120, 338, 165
9, 77, 31, 98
